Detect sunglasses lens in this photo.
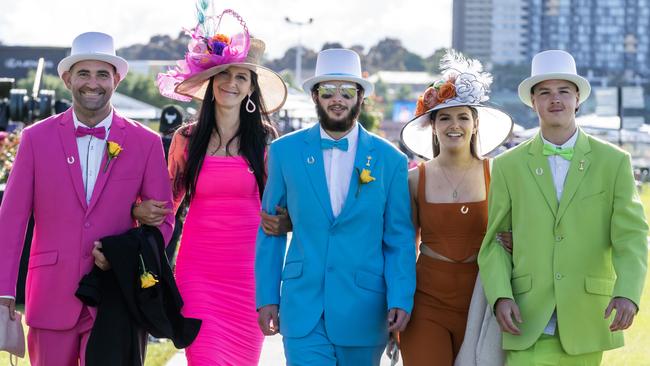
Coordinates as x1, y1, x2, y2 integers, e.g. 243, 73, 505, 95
318, 87, 336, 99
340, 87, 357, 99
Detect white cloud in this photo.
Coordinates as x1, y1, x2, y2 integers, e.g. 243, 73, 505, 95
1, 0, 452, 59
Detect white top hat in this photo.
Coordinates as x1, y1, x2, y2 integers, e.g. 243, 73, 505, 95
57, 32, 129, 81
302, 48, 374, 96
518, 50, 590, 107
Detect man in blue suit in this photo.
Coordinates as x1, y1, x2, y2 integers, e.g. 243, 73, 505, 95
256, 48, 416, 365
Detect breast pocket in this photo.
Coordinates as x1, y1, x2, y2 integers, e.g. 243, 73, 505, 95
111, 174, 141, 182
580, 190, 606, 208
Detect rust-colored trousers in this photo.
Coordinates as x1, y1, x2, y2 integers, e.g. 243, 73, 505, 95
399, 255, 478, 366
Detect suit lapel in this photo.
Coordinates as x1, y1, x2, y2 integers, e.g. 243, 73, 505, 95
527, 134, 558, 216
87, 114, 127, 215
334, 125, 376, 224
57, 109, 87, 210
302, 124, 334, 223
556, 130, 591, 223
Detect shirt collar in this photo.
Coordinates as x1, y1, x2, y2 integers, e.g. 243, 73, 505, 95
541, 128, 578, 149
319, 122, 359, 148
73, 109, 114, 138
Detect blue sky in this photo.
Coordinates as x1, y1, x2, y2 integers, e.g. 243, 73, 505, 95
1, 0, 453, 59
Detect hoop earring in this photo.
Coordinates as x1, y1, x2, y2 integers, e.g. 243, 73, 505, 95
246, 94, 257, 113
433, 134, 439, 146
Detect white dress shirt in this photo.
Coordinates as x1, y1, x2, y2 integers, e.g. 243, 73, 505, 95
320, 123, 359, 218
540, 129, 578, 335
74, 110, 113, 204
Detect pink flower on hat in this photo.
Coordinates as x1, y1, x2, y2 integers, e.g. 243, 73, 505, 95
157, 9, 251, 102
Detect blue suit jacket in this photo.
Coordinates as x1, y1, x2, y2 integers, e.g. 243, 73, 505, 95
255, 123, 416, 346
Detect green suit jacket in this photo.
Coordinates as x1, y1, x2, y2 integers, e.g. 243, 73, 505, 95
478, 129, 648, 355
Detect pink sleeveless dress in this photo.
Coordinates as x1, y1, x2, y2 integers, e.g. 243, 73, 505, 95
174, 155, 264, 365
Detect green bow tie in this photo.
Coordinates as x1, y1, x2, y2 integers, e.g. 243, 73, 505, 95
543, 144, 574, 160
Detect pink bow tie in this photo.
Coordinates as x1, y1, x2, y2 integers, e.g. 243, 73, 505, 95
75, 126, 106, 140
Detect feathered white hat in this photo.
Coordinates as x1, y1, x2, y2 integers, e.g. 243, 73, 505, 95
401, 50, 513, 159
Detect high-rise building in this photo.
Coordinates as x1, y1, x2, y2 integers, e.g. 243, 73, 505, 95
491, 0, 528, 65
452, 0, 493, 62
453, 0, 650, 79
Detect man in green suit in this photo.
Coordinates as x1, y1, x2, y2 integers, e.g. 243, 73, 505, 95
478, 49, 648, 365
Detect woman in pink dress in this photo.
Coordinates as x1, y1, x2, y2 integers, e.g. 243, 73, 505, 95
135, 9, 288, 365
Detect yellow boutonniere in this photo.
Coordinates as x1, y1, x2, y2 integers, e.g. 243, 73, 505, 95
139, 254, 159, 289
104, 141, 122, 172
140, 272, 159, 288
356, 167, 376, 197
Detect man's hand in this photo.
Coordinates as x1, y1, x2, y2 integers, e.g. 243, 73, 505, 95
92, 241, 111, 271
387, 308, 411, 332
132, 199, 171, 226
260, 206, 292, 236
496, 231, 513, 253
605, 297, 638, 331
495, 298, 522, 335
257, 304, 280, 335
0, 298, 16, 321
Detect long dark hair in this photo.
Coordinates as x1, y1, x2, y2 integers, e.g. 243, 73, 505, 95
431, 106, 481, 159
179, 72, 277, 204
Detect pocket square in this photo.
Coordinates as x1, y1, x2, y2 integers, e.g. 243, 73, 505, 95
0, 306, 25, 359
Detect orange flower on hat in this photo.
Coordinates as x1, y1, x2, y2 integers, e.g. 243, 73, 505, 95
437, 81, 456, 103
414, 96, 427, 116
211, 34, 230, 44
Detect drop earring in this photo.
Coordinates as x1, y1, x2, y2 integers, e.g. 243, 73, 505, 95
246, 94, 256, 113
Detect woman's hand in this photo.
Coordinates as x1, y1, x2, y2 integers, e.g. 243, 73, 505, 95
496, 231, 513, 253
260, 206, 292, 235
132, 200, 172, 226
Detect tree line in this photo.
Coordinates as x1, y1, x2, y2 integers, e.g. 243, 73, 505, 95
117, 33, 447, 75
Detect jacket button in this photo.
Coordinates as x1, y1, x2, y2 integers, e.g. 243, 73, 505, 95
327, 266, 334, 273
84, 222, 91, 228
555, 273, 563, 280
555, 235, 563, 242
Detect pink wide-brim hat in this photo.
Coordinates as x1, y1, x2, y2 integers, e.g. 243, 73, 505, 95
170, 38, 287, 113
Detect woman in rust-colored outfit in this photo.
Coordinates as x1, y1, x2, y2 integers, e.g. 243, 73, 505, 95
398, 51, 513, 366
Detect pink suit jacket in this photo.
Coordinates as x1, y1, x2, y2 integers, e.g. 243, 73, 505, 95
0, 108, 174, 330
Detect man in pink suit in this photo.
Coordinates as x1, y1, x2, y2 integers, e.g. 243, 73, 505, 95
0, 31, 174, 365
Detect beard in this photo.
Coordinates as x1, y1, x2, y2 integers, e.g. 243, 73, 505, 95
315, 99, 362, 132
